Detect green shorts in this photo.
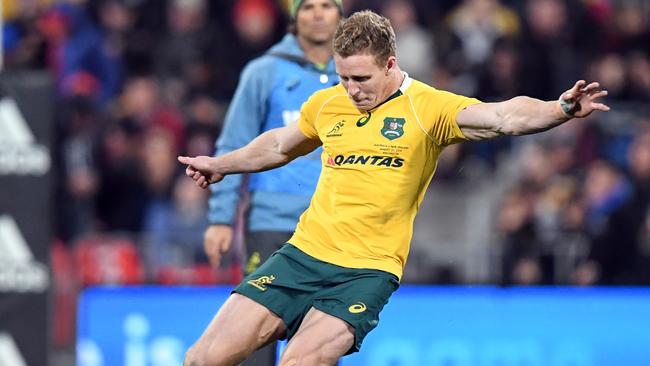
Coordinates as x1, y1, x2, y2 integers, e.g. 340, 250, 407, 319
233, 244, 399, 354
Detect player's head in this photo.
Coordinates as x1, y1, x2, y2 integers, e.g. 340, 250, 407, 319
333, 10, 398, 111
290, 0, 342, 45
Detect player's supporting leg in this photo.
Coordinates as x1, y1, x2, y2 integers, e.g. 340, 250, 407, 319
184, 293, 287, 366
278, 308, 354, 366
241, 231, 294, 366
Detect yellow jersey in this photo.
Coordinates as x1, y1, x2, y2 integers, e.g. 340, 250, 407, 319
288, 75, 481, 280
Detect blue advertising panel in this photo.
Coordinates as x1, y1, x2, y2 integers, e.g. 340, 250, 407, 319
77, 286, 650, 366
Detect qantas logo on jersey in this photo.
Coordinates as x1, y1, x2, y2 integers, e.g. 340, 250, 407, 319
327, 154, 404, 168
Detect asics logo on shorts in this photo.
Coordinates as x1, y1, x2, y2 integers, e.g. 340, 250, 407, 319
247, 275, 275, 291
348, 302, 367, 314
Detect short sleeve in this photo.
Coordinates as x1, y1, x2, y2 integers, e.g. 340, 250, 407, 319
297, 95, 321, 140
430, 91, 481, 146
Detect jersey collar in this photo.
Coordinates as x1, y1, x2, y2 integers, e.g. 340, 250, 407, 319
372, 72, 412, 111
399, 72, 412, 94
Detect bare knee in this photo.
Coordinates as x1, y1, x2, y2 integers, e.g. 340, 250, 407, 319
280, 328, 354, 365
183, 343, 247, 366
183, 294, 285, 365
183, 346, 202, 366
184, 345, 215, 366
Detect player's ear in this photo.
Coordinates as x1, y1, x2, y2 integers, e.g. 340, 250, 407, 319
385, 57, 397, 75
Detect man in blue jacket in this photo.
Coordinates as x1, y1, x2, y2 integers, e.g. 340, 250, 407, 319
204, 0, 342, 364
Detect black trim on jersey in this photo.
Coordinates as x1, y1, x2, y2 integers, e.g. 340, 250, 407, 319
356, 89, 403, 127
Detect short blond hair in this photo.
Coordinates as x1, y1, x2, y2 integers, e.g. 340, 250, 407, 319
333, 10, 396, 66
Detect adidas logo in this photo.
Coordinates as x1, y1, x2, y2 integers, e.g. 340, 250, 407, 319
0, 97, 51, 175
0, 333, 27, 366
0, 215, 49, 292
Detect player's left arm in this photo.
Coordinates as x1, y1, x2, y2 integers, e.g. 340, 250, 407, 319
456, 80, 610, 141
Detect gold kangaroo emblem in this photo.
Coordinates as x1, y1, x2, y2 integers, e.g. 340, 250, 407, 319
247, 275, 276, 291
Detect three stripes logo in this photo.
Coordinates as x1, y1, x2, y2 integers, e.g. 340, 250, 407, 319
0, 215, 49, 292
0, 97, 51, 175
0, 333, 27, 366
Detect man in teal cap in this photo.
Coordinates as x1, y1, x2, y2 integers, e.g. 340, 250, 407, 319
201, 0, 343, 365
291, 0, 342, 17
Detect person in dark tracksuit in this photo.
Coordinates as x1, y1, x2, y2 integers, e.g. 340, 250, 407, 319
203, 1, 342, 364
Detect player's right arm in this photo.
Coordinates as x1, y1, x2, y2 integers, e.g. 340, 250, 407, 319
178, 122, 322, 189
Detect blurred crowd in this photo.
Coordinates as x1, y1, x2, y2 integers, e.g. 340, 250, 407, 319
2, 0, 650, 291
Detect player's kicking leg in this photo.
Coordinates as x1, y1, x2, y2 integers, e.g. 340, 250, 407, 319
183, 293, 287, 366
278, 307, 354, 366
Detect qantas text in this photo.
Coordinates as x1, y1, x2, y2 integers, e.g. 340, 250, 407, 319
329, 154, 405, 168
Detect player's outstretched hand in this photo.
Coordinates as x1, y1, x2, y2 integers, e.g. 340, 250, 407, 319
558, 80, 610, 119
177, 156, 224, 189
